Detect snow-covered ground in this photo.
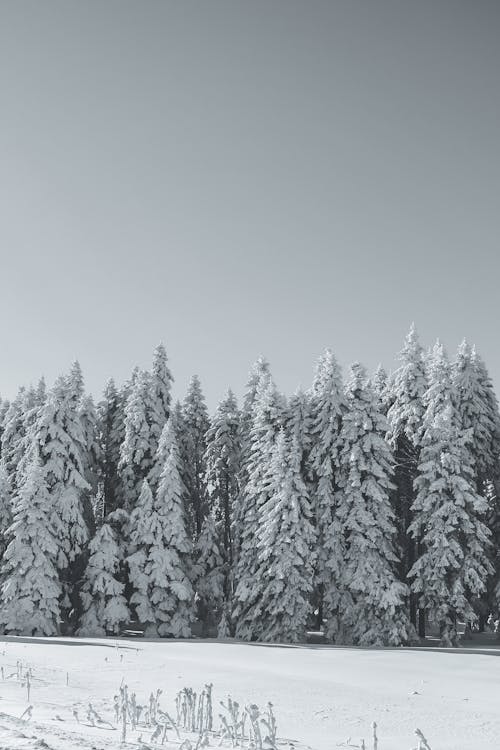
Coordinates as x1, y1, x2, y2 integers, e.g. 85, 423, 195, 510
0, 636, 498, 750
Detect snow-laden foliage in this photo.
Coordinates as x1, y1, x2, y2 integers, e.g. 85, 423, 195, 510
252, 430, 316, 643
409, 342, 493, 646
194, 511, 225, 634
127, 420, 193, 637
0, 459, 12, 560
453, 341, 500, 624
78, 522, 130, 636
335, 364, 411, 647
0, 448, 61, 636
453, 341, 500, 491
286, 388, 313, 478
233, 375, 284, 639
0, 332, 498, 646
178, 375, 210, 538
12, 380, 47, 491
97, 378, 124, 517
204, 389, 240, 584
233, 359, 272, 563
147, 343, 173, 464
370, 364, 391, 415
79, 394, 102, 496
36, 373, 91, 625
119, 369, 154, 512
240, 357, 271, 448
308, 349, 345, 633
385, 324, 427, 630
1, 387, 30, 488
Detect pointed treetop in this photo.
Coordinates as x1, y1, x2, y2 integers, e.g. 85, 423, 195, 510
103, 377, 118, 399
69, 361, 84, 400
400, 323, 423, 359
346, 362, 368, 394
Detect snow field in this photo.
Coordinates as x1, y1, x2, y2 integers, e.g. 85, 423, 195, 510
0, 638, 499, 750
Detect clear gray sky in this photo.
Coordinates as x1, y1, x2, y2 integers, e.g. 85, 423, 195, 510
0, 1, 499, 408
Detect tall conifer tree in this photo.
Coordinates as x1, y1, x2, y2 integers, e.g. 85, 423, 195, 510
386, 324, 427, 633
0, 448, 61, 636
309, 349, 345, 632
409, 343, 493, 646
336, 364, 411, 646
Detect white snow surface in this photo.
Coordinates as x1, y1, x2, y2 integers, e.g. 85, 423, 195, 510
0, 636, 498, 750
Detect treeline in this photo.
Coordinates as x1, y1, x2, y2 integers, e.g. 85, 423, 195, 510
0, 325, 498, 646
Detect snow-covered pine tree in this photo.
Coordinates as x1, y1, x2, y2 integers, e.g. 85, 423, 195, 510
409, 342, 493, 646
78, 521, 130, 636
472, 349, 500, 485
370, 364, 392, 416
194, 511, 225, 635
386, 324, 427, 633
69, 360, 85, 402
232, 358, 271, 566
240, 357, 271, 451
119, 369, 154, 512
127, 421, 193, 637
232, 375, 284, 640
178, 375, 210, 539
14, 382, 47, 490
336, 363, 411, 646
0, 447, 61, 636
251, 430, 316, 643
36, 374, 91, 628
147, 343, 173, 481
453, 341, 500, 627
0, 459, 12, 561
0, 398, 10, 452
308, 349, 345, 634
1, 386, 29, 488
204, 390, 240, 592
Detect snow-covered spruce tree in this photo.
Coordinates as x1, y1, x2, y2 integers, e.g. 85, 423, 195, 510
308, 349, 345, 635
409, 342, 493, 646
0, 460, 12, 561
0, 447, 61, 636
336, 363, 411, 647
452, 341, 500, 489
240, 357, 271, 451
178, 375, 210, 539
370, 364, 392, 416
36, 374, 91, 628
147, 343, 173, 480
204, 389, 241, 593
194, 511, 225, 635
386, 324, 427, 633
1, 386, 29, 489
233, 359, 271, 566
78, 521, 130, 636
232, 375, 284, 640
127, 421, 193, 637
14, 379, 48, 491
472, 348, 500, 487
68, 362, 95, 532
251, 430, 316, 643
119, 369, 154, 512
453, 341, 500, 627
0, 397, 10, 450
